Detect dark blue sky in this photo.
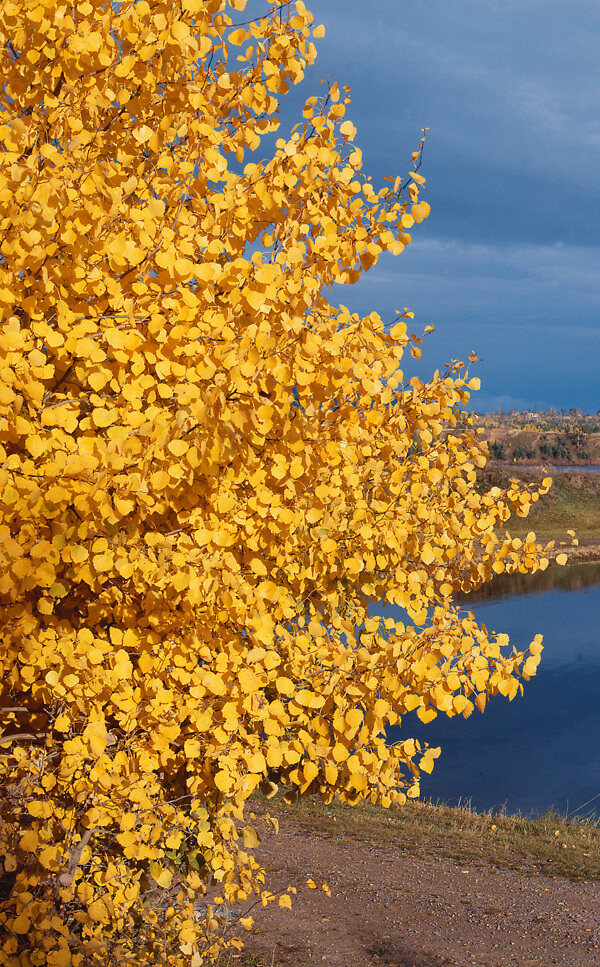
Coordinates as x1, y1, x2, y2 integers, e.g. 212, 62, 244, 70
277, 0, 600, 412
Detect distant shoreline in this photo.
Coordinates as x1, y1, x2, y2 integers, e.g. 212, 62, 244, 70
487, 461, 600, 472
547, 539, 600, 566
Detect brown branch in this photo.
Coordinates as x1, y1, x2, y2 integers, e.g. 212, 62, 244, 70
57, 828, 97, 888
100, 85, 141, 133
0, 732, 45, 746
53, 71, 65, 99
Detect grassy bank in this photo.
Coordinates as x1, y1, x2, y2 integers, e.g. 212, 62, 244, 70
510, 475, 600, 542
260, 795, 600, 883
478, 468, 600, 558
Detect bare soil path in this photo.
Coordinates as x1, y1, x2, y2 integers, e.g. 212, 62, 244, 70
238, 814, 600, 967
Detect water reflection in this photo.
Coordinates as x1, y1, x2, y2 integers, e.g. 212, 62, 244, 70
376, 563, 600, 819
456, 562, 600, 603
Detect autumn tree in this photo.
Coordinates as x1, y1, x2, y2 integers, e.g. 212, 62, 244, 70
0, 1, 558, 964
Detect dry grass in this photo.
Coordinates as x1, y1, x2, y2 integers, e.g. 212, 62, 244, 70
264, 795, 600, 882
478, 468, 600, 543
510, 475, 600, 542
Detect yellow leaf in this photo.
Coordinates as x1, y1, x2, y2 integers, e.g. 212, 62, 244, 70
419, 754, 435, 774
303, 760, 319, 783
344, 708, 362, 734
93, 552, 113, 572
340, 120, 356, 139
420, 544, 435, 566
46, 948, 72, 967
39, 846, 59, 870
168, 439, 189, 457
522, 657, 539, 677
345, 557, 363, 575
324, 763, 338, 784
239, 667, 258, 692
150, 470, 170, 490
243, 826, 261, 849
245, 289, 265, 312
149, 861, 173, 889
332, 742, 349, 762
276, 677, 295, 696
19, 829, 39, 852
92, 407, 116, 428
70, 545, 89, 564
229, 28, 247, 45
133, 125, 153, 143
84, 721, 107, 757
87, 898, 109, 921
215, 771, 233, 792
290, 456, 304, 478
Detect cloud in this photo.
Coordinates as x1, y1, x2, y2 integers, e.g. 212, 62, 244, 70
281, 0, 600, 409
302, 0, 600, 248
340, 237, 600, 322
329, 236, 600, 411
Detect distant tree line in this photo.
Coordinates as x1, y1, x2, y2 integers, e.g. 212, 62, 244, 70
488, 432, 593, 463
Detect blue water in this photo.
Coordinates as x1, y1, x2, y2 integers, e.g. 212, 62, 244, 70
372, 564, 600, 818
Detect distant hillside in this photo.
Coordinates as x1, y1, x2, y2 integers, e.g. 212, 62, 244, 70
475, 411, 600, 465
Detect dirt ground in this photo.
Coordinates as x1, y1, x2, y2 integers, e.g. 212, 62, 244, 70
235, 813, 600, 967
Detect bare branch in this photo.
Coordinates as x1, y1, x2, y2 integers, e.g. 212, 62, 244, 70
0, 732, 45, 747
57, 828, 97, 889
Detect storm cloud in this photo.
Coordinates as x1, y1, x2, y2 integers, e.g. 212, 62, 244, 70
278, 0, 600, 411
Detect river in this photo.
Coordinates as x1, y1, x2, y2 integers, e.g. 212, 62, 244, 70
373, 563, 600, 819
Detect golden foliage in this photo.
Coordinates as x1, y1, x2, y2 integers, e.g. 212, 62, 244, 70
0, 1, 551, 963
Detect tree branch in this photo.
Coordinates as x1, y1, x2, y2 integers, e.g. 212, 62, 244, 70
0, 732, 45, 747
57, 828, 97, 888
